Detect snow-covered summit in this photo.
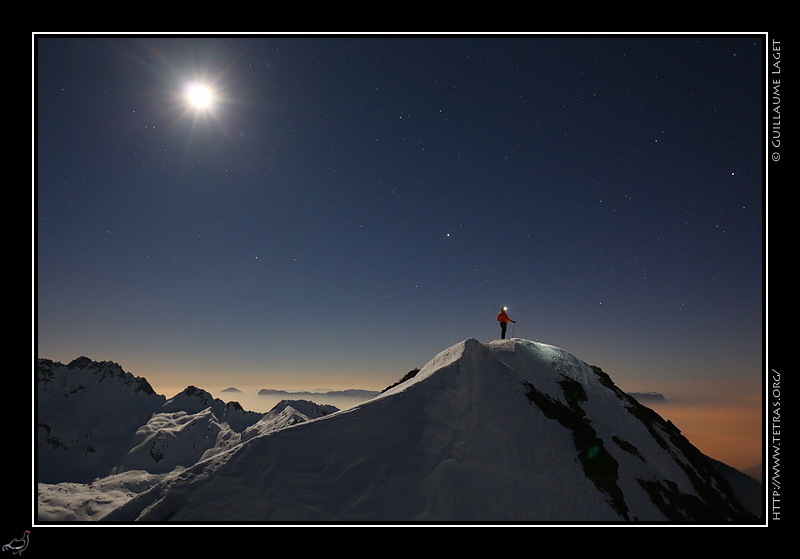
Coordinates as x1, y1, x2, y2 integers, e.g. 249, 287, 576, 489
37, 357, 167, 484
163, 385, 263, 432
241, 399, 338, 442
75, 338, 759, 523
38, 356, 159, 396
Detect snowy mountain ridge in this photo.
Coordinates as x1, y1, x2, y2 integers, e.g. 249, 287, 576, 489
36, 338, 762, 523
36, 357, 335, 485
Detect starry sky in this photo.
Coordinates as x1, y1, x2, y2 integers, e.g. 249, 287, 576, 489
35, 33, 765, 470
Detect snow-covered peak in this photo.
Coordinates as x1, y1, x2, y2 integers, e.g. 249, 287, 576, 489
270, 399, 339, 418
93, 338, 760, 523
37, 356, 160, 397
162, 385, 262, 432
242, 399, 339, 441
37, 358, 167, 484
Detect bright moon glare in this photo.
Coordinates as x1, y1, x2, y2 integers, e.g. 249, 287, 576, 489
186, 83, 214, 110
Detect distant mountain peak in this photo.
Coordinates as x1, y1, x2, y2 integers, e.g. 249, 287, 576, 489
38, 356, 158, 396
66, 356, 97, 369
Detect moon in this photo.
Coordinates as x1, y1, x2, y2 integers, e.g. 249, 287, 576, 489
185, 82, 215, 110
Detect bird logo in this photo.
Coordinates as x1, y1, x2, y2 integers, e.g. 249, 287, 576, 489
2, 531, 29, 555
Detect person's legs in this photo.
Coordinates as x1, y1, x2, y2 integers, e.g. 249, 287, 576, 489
500, 322, 507, 339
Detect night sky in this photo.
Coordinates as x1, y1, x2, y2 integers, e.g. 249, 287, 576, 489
35, 34, 764, 470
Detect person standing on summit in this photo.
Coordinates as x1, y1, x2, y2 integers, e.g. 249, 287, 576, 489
497, 306, 516, 339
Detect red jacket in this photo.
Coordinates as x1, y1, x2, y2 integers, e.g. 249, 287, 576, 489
497, 310, 513, 323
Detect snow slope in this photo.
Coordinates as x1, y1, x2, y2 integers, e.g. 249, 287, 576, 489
72, 338, 759, 523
